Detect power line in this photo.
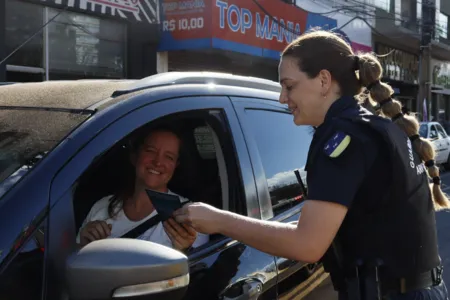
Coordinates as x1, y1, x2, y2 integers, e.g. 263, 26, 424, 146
253, 0, 434, 49
333, 0, 448, 40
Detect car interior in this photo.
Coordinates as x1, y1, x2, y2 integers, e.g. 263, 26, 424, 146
72, 112, 232, 246
0, 112, 238, 300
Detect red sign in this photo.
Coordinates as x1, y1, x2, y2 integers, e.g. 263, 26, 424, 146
161, 0, 212, 40
212, 0, 307, 52
159, 0, 336, 58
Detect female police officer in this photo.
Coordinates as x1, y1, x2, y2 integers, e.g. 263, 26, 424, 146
174, 30, 450, 299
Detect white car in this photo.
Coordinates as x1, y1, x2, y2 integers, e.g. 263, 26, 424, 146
419, 121, 450, 166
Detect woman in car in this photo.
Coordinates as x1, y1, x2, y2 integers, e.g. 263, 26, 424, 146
76, 125, 209, 252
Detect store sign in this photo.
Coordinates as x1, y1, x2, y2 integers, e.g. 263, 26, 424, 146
28, 0, 158, 23
375, 43, 419, 84
158, 0, 337, 59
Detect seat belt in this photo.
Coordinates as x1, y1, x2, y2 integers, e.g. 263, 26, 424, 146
120, 214, 162, 239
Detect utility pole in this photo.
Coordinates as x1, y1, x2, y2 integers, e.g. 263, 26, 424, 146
417, 0, 436, 120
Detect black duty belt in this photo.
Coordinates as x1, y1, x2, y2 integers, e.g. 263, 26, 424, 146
381, 266, 443, 295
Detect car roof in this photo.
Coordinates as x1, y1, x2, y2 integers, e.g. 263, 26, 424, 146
420, 121, 439, 125
0, 79, 134, 110
0, 72, 281, 111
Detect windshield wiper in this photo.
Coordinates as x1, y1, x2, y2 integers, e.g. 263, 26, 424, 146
0, 106, 95, 115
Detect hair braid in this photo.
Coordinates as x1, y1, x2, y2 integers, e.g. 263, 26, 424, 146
356, 53, 450, 210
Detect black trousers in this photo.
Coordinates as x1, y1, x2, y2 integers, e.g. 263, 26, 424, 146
338, 281, 449, 300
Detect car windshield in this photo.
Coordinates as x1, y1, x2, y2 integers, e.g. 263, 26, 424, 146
419, 124, 428, 138
0, 108, 90, 199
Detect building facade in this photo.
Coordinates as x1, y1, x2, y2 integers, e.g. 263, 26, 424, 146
156, 0, 338, 81
296, 0, 374, 54
372, 0, 450, 121
0, 0, 160, 82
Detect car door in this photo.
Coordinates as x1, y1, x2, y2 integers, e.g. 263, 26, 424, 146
436, 123, 450, 164
232, 97, 327, 299
46, 95, 278, 300
0, 106, 94, 300
0, 189, 48, 300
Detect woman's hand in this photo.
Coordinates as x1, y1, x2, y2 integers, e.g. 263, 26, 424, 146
79, 220, 112, 246
173, 202, 223, 234
163, 218, 197, 251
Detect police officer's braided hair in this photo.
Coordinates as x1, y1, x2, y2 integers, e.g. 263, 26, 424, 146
356, 53, 450, 210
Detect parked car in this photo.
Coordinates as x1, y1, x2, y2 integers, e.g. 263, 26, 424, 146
0, 73, 323, 300
419, 121, 450, 166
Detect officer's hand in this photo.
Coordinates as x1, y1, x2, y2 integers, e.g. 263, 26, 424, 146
163, 218, 197, 251
79, 220, 112, 246
173, 202, 222, 234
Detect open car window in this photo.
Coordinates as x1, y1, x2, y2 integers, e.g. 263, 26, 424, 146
0, 108, 90, 199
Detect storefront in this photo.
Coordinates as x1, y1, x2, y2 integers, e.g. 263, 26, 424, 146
431, 58, 450, 122
157, 0, 337, 80
0, 0, 160, 82
374, 42, 420, 112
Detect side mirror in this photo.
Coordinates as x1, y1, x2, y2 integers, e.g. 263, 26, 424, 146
66, 239, 189, 300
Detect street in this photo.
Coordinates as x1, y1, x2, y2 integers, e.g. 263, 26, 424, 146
303, 170, 450, 300
437, 170, 450, 286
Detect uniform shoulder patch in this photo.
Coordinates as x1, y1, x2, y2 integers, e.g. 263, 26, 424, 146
323, 131, 352, 158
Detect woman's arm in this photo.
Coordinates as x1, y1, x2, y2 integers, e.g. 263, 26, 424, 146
176, 200, 348, 262
174, 131, 377, 261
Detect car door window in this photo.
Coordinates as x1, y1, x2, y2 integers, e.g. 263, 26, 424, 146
49, 96, 272, 300
419, 124, 428, 138
0, 221, 46, 300
243, 109, 312, 216
72, 113, 229, 249
436, 124, 448, 139
430, 125, 438, 139
48, 96, 245, 251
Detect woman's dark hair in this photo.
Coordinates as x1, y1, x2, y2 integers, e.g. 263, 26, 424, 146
282, 30, 450, 210
107, 124, 183, 218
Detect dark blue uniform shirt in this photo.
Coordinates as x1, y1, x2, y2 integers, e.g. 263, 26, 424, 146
304, 96, 442, 289
306, 96, 390, 209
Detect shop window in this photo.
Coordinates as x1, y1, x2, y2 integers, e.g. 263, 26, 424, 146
5, 0, 44, 68
437, 12, 449, 40
401, 0, 411, 20
368, 0, 390, 12
48, 9, 126, 79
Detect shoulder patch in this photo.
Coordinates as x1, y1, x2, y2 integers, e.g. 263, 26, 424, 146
323, 131, 352, 158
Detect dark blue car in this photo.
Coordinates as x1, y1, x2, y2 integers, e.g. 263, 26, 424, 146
0, 72, 324, 300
